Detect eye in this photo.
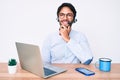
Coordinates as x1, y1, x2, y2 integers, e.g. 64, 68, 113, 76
59, 13, 73, 18
59, 13, 65, 17
67, 13, 73, 17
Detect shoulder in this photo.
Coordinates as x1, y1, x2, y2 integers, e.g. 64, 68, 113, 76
71, 30, 86, 37
70, 30, 88, 42
44, 31, 59, 41
46, 31, 59, 38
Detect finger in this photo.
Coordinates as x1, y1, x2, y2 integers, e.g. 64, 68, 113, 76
67, 26, 71, 30
60, 25, 67, 29
59, 28, 61, 35
64, 26, 68, 30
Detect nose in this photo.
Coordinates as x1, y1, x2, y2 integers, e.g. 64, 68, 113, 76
63, 15, 68, 19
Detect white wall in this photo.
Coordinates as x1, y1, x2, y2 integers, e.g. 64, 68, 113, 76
0, 0, 120, 63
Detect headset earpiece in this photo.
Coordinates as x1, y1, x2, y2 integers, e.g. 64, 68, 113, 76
73, 19, 77, 23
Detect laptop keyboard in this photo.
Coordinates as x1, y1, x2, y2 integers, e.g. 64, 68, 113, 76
44, 67, 57, 76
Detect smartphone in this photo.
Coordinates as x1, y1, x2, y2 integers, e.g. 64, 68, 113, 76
75, 67, 95, 76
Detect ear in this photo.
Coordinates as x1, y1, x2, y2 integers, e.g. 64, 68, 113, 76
56, 18, 59, 22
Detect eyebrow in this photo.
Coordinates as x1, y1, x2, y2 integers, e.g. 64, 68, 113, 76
59, 13, 74, 15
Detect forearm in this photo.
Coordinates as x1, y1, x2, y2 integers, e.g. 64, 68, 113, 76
67, 39, 93, 64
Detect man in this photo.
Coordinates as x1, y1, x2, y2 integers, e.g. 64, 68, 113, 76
42, 3, 93, 64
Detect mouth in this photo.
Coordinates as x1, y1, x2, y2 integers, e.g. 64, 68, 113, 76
61, 21, 70, 26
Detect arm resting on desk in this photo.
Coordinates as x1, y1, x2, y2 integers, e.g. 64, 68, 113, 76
83, 57, 93, 65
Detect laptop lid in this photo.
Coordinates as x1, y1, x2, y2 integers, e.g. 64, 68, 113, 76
15, 42, 67, 78
16, 42, 44, 77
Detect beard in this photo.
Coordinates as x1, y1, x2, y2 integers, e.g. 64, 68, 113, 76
59, 20, 73, 27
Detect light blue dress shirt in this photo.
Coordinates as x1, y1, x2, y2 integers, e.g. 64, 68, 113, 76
41, 30, 93, 64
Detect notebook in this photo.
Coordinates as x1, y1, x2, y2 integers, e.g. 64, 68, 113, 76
15, 42, 67, 78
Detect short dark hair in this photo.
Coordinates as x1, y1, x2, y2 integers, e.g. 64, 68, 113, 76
57, 3, 77, 20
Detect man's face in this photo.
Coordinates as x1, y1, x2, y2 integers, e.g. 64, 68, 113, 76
58, 7, 74, 27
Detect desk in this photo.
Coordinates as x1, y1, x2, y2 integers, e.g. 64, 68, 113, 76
0, 63, 120, 80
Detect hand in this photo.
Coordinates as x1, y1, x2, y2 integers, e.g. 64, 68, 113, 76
59, 25, 71, 42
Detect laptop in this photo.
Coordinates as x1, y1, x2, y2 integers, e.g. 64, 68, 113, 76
15, 42, 67, 78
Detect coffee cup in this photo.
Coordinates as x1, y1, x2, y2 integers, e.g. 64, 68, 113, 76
95, 58, 112, 72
